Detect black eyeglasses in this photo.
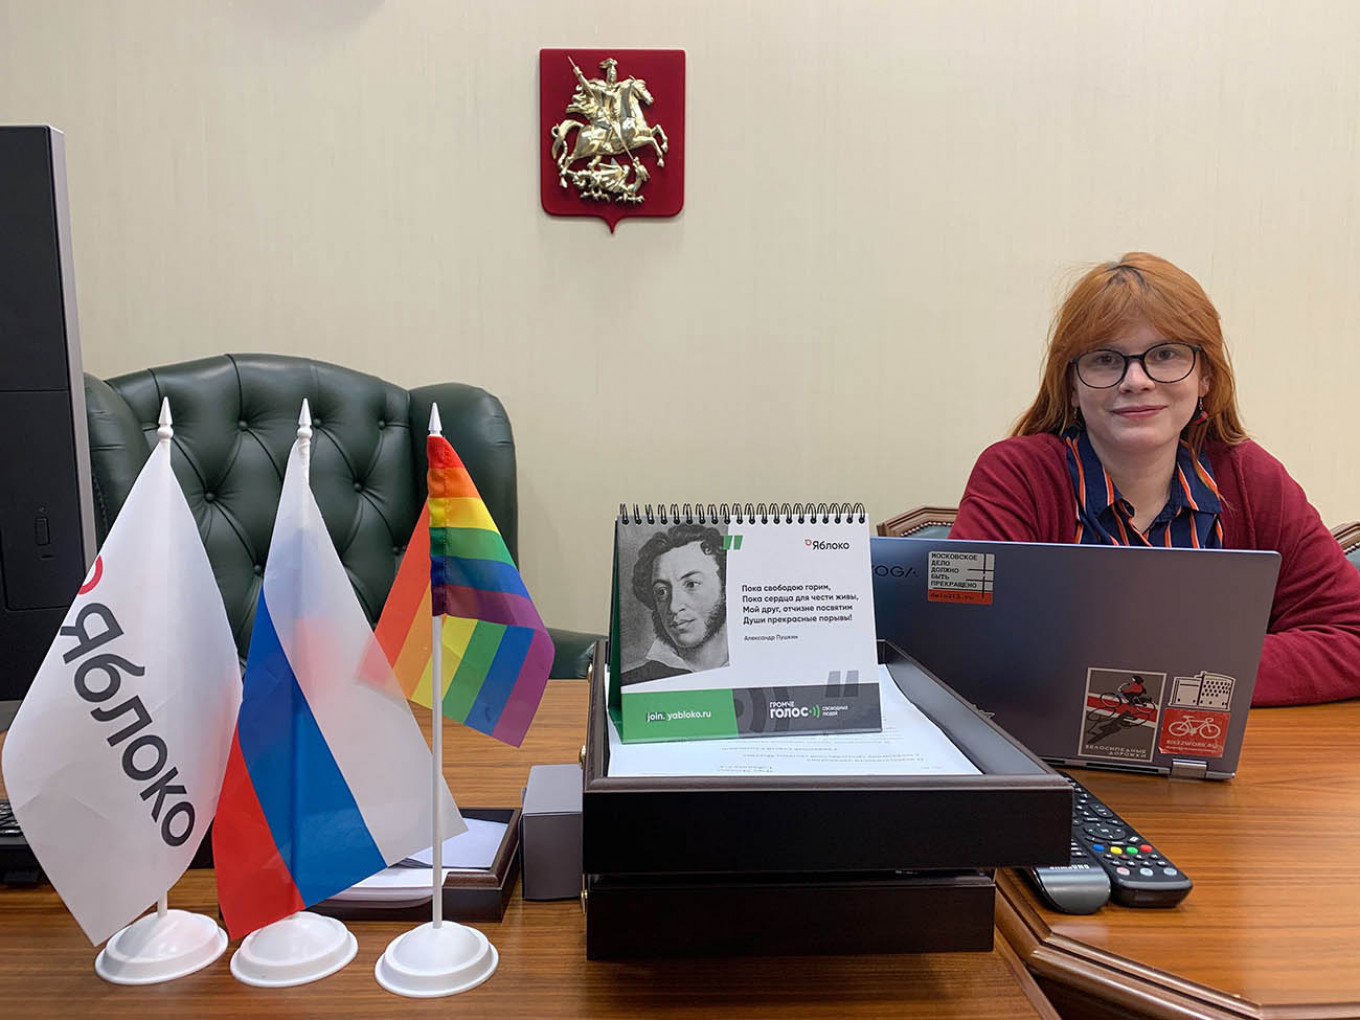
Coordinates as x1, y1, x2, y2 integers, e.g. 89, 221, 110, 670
1070, 342, 1202, 389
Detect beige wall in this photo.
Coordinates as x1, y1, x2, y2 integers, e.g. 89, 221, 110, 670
3, 1, 1358, 636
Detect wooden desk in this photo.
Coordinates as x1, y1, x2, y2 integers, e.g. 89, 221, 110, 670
998, 700, 1360, 1020
0, 681, 1057, 1018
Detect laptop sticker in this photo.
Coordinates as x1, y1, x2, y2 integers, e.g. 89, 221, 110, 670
1079, 668, 1165, 763
1157, 672, 1235, 758
926, 550, 994, 605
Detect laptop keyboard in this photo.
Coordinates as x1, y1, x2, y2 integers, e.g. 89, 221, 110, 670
0, 800, 42, 884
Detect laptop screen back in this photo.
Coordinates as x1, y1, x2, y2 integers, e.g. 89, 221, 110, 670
871, 537, 1280, 779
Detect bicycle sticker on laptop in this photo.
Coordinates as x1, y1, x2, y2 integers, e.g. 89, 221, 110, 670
1078, 668, 1166, 763
1156, 672, 1235, 759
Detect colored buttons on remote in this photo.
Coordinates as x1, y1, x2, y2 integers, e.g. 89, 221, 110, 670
1058, 772, 1193, 908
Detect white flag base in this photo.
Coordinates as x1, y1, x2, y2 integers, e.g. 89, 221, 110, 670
374, 921, 498, 998
94, 908, 227, 985
229, 911, 357, 988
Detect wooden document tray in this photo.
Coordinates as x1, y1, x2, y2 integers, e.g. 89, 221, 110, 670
312, 807, 521, 923
582, 640, 1070, 958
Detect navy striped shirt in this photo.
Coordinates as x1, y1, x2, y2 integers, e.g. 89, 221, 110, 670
1062, 426, 1224, 548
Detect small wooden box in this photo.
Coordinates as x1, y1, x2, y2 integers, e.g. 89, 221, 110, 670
312, 807, 521, 923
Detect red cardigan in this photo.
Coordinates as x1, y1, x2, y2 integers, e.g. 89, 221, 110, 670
951, 434, 1360, 706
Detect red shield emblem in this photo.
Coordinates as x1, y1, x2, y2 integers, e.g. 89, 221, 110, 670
540, 49, 685, 232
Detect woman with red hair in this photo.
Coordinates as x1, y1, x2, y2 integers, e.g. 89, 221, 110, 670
952, 253, 1360, 706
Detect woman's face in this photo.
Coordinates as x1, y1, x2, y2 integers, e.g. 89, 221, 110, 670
1070, 320, 1209, 462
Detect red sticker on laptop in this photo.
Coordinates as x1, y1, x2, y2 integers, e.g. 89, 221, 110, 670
1157, 672, 1236, 758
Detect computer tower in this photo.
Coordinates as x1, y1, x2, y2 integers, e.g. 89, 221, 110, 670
0, 126, 96, 703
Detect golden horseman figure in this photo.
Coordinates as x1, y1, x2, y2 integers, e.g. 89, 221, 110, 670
550, 57, 668, 204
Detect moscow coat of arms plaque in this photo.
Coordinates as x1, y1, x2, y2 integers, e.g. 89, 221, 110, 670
539, 48, 685, 231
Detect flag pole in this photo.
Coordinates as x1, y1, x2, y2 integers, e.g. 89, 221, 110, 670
154, 401, 176, 928
92, 397, 229, 984
292, 396, 313, 930
156, 406, 174, 926
298, 398, 312, 475
374, 402, 498, 997
428, 402, 444, 929
223, 399, 366, 988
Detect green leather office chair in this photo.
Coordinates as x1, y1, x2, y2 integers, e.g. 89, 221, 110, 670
876, 506, 958, 540
83, 354, 598, 678
1331, 522, 1360, 572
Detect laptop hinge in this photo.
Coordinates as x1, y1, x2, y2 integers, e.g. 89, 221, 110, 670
1170, 759, 1208, 780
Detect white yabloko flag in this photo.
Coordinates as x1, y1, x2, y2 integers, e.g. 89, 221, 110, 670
1, 405, 241, 944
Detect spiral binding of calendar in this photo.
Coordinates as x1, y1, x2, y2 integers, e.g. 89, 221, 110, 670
617, 502, 867, 526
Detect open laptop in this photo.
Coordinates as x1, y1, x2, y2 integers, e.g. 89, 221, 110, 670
871, 537, 1281, 780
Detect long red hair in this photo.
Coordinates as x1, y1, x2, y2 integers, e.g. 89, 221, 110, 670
1013, 253, 1247, 448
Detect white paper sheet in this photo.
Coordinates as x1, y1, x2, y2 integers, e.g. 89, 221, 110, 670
606, 664, 980, 777
406, 817, 507, 868
327, 866, 452, 905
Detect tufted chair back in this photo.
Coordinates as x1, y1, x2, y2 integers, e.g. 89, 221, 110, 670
81, 354, 537, 664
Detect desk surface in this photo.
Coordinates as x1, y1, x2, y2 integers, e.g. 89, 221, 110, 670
0, 681, 1056, 1019
997, 699, 1360, 1020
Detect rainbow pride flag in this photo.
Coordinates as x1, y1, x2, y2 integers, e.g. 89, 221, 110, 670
376, 433, 552, 747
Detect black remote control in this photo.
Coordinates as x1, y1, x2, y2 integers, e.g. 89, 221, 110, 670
1025, 832, 1111, 914
1060, 771, 1192, 908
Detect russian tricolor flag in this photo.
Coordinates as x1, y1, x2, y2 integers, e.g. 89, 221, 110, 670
213, 428, 461, 939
